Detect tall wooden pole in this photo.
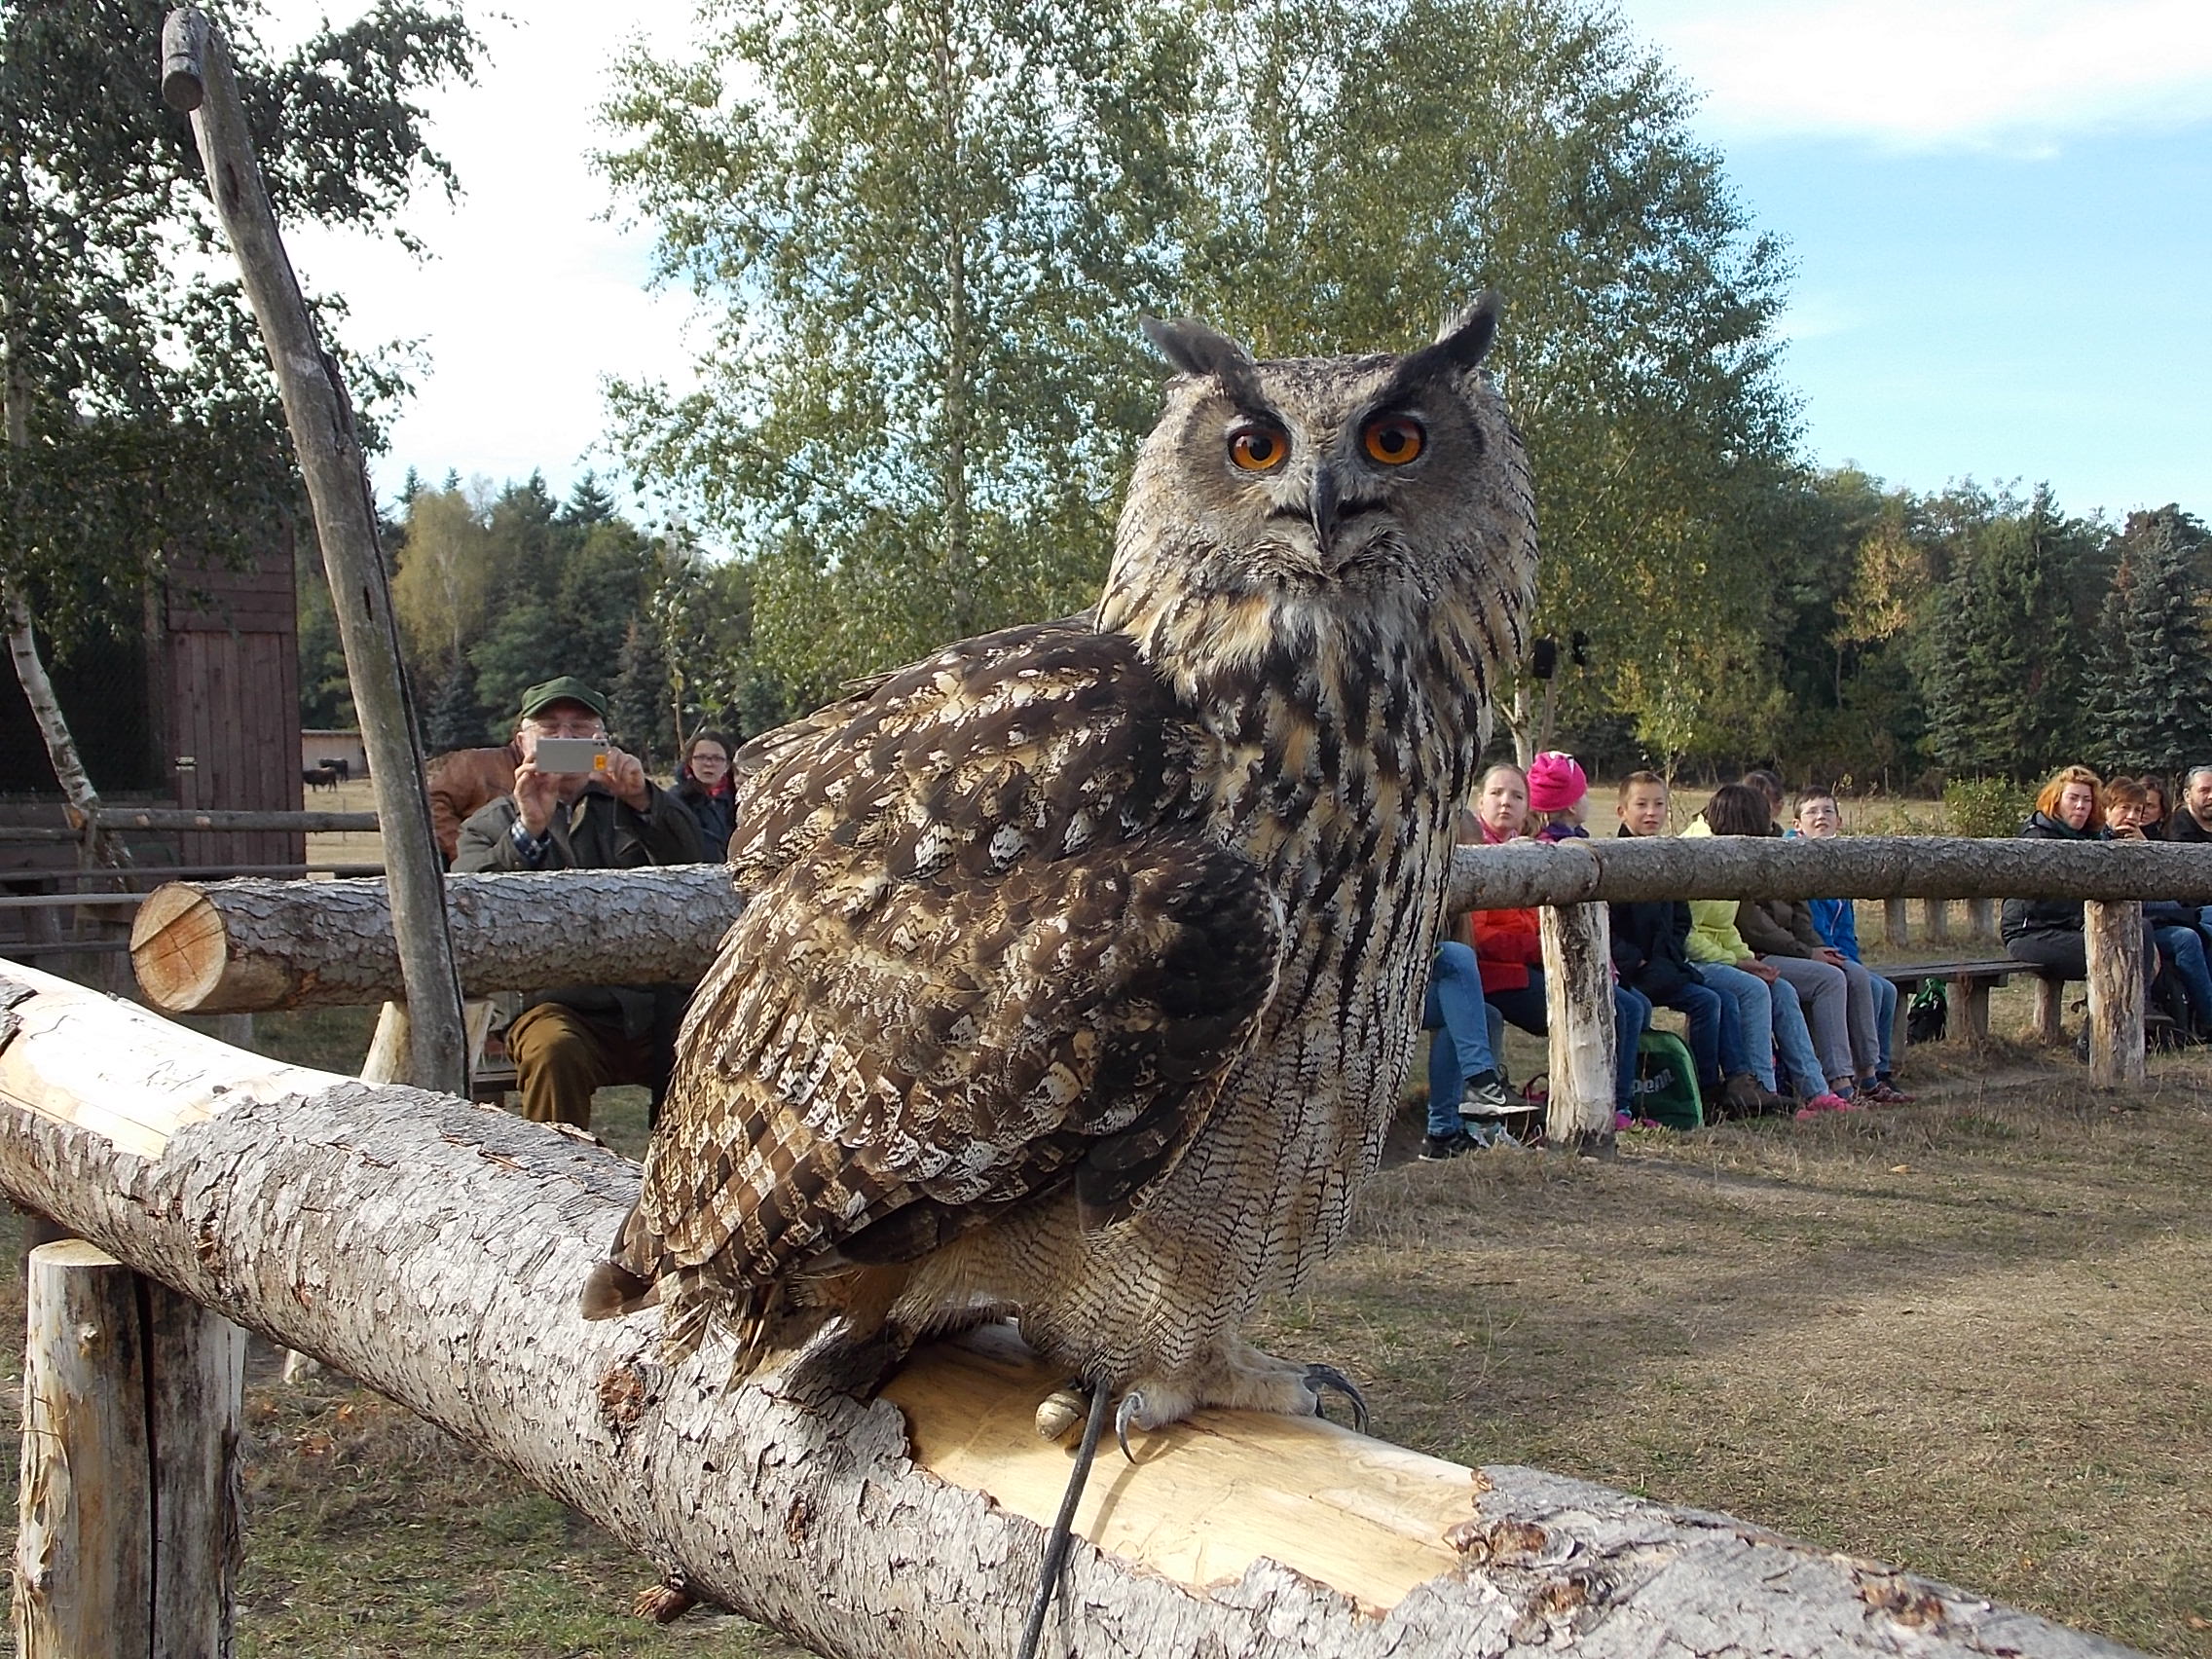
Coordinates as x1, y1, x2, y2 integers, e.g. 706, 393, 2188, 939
158, 7, 464, 1092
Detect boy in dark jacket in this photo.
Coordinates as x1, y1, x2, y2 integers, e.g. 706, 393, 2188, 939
1610, 773, 1781, 1117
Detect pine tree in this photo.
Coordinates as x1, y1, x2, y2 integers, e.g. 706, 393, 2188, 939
2085, 507, 2212, 774
609, 618, 673, 767
424, 658, 487, 754
1929, 487, 2097, 782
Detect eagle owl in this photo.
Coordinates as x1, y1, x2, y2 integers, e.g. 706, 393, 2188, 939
585, 299, 1535, 1436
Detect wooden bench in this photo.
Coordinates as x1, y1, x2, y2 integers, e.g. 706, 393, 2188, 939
1871, 957, 2070, 1051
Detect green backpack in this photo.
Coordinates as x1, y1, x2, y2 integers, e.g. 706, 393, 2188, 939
1629, 1030, 1703, 1129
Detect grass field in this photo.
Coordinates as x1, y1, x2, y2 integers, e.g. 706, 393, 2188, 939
3, 968, 2206, 1654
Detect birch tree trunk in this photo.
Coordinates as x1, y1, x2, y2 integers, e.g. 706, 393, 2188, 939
0, 960, 2140, 1659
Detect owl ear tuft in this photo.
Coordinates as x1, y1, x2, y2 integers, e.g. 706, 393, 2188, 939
1400, 293, 1502, 384
1141, 316, 1262, 397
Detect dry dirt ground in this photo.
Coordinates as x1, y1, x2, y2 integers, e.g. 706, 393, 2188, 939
0, 977, 2205, 1655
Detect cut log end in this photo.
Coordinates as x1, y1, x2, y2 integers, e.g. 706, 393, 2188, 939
129, 884, 245, 1013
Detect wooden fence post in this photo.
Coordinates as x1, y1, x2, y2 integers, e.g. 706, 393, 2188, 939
2031, 977, 2068, 1045
2083, 901, 2146, 1088
1883, 897, 1909, 948
1537, 903, 1614, 1153
14, 1240, 244, 1659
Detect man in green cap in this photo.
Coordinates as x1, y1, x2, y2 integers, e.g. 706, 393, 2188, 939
452, 678, 704, 1128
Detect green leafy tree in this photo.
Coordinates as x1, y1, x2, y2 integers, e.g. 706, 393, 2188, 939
1176, 0, 1798, 757
598, 0, 1198, 709
2084, 505, 2212, 775
391, 481, 493, 673
0, 0, 479, 647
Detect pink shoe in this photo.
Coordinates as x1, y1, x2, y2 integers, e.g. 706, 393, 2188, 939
1792, 1090, 1853, 1122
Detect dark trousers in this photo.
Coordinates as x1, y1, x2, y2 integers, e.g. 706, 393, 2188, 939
2006, 924, 2156, 1005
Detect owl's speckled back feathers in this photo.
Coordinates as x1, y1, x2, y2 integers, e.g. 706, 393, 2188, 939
588, 302, 1535, 1412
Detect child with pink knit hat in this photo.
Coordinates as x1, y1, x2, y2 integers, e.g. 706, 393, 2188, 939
1527, 751, 1590, 842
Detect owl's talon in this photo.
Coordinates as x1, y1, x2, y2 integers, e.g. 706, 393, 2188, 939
1016, 1381, 1112, 1659
1034, 1380, 1088, 1442
1305, 1364, 1369, 1434
1114, 1389, 1148, 1463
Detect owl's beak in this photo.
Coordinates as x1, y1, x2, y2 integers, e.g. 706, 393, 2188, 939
1307, 461, 1342, 555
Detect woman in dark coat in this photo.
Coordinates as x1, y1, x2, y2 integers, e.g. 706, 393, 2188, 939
2002, 764, 2157, 1008
671, 729, 736, 862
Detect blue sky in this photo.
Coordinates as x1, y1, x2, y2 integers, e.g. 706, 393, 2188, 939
276, 0, 2212, 526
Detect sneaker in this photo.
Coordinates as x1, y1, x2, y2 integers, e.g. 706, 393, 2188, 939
1792, 1090, 1853, 1122
1461, 1070, 1513, 1116
1419, 1130, 1471, 1161
1863, 1079, 1914, 1104
1720, 1072, 1794, 1119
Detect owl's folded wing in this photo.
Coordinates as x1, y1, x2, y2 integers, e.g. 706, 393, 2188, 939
638, 832, 1283, 1283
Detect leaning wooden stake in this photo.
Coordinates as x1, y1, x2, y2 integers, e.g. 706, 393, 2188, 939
13, 1240, 244, 1659
2083, 901, 2146, 1088
1537, 902, 1614, 1151
0, 961, 2141, 1659
159, 7, 464, 1094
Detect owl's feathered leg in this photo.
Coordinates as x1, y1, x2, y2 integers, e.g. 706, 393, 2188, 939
1016, 1380, 1113, 1659
1107, 1339, 1373, 1459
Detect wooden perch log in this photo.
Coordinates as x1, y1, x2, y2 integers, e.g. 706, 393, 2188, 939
129, 866, 740, 1014
0, 961, 2139, 1659
132, 837, 2212, 1017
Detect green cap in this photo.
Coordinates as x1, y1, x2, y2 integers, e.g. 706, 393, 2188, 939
517, 676, 608, 721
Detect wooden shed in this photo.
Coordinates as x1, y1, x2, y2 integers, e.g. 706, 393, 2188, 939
0, 540, 304, 903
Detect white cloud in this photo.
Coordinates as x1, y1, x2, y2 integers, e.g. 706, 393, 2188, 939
267, 3, 706, 502
1623, 0, 2212, 148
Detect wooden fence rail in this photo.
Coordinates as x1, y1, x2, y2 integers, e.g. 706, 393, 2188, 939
0, 960, 2143, 1659
129, 837, 2208, 1140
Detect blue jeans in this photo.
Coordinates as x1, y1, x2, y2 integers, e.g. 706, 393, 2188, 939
1867, 971, 1898, 1073
1768, 974, 1825, 1097
1423, 942, 1503, 1135
1486, 969, 1647, 1111
1615, 983, 1652, 1107
1696, 962, 1774, 1089
2154, 926, 2212, 1027
1653, 977, 1734, 1090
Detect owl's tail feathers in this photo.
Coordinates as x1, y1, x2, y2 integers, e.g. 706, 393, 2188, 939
580, 1258, 659, 1320
581, 1201, 667, 1320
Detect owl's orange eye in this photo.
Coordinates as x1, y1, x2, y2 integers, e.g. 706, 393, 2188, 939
1361, 416, 1425, 465
1229, 425, 1288, 471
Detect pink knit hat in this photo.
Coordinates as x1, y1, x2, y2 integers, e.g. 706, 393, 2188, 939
1526, 751, 1589, 813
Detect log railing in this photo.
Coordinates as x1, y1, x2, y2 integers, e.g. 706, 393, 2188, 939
0, 960, 2145, 1659
128, 836, 2212, 1149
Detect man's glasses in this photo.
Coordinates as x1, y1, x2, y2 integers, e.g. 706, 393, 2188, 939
530, 719, 604, 739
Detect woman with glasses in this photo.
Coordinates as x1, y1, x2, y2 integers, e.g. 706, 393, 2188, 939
673, 729, 737, 862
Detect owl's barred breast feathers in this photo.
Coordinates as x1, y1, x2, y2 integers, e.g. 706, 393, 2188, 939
587, 300, 1535, 1411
